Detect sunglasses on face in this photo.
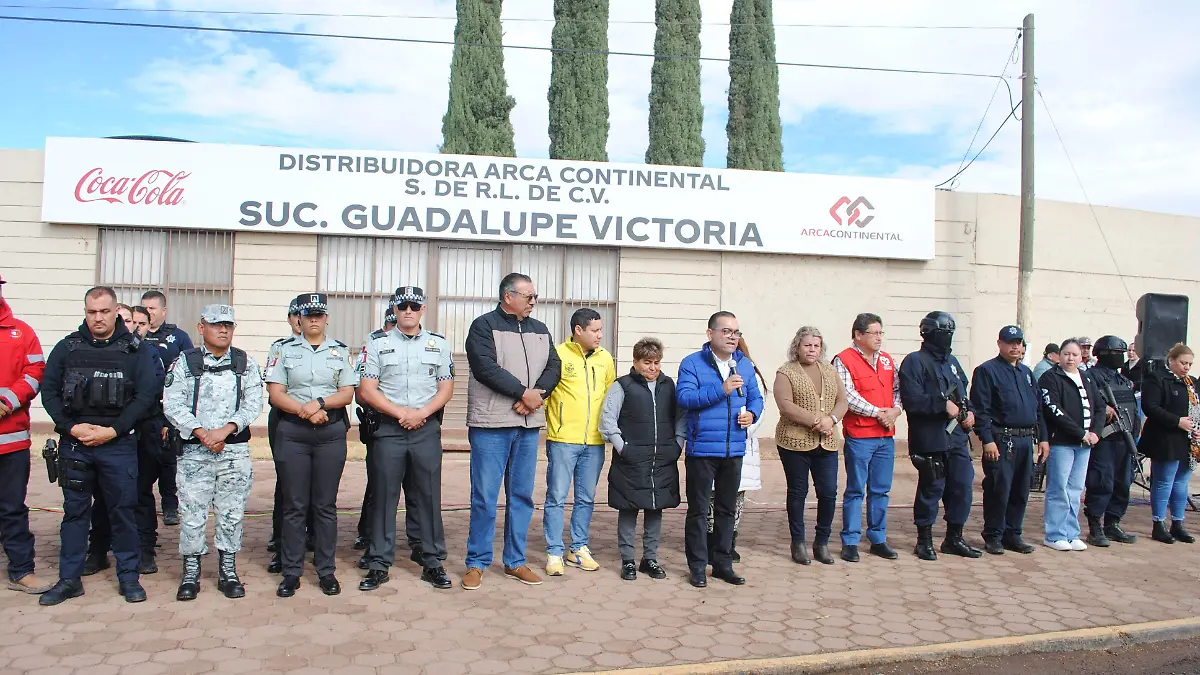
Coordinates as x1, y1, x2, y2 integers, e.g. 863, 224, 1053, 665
396, 302, 424, 312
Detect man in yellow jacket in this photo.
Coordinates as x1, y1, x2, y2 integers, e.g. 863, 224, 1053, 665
543, 308, 616, 576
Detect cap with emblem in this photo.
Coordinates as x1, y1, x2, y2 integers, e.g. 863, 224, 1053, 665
287, 296, 300, 316
1076, 336, 1093, 347
296, 293, 328, 316
384, 309, 397, 325
393, 286, 426, 306
999, 325, 1024, 343
201, 304, 236, 324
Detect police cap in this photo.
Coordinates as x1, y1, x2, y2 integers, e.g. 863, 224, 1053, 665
384, 309, 397, 326
999, 325, 1024, 343
296, 293, 328, 316
287, 296, 300, 316
394, 286, 426, 307
200, 304, 236, 325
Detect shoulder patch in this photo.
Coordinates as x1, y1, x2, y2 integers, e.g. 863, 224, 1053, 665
428, 331, 446, 339
370, 329, 387, 339
272, 337, 289, 345
281, 336, 298, 346
334, 340, 348, 348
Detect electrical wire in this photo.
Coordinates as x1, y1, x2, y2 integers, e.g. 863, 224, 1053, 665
933, 98, 1021, 189
0, 4, 1020, 29
1036, 88, 1136, 307
0, 14, 1012, 80
944, 31, 1022, 190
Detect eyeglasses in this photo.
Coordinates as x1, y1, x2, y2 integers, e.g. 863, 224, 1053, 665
395, 302, 424, 312
718, 328, 743, 338
862, 330, 885, 337
511, 290, 539, 302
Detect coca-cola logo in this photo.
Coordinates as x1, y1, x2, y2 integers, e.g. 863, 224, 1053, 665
74, 168, 190, 206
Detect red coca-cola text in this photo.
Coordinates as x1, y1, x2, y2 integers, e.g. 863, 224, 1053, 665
74, 168, 190, 206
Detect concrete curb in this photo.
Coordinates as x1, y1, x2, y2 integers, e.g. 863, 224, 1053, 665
565, 617, 1200, 675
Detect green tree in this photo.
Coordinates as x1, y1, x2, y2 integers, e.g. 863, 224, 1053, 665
726, 0, 782, 170
441, 0, 516, 157
548, 0, 610, 161
645, 0, 704, 166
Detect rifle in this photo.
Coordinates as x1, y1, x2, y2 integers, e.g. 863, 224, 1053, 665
42, 438, 59, 484
1099, 380, 1139, 457
944, 379, 969, 434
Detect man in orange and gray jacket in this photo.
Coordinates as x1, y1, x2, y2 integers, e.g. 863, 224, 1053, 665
542, 308, 616, 577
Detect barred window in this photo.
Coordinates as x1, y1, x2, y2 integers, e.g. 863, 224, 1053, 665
317, 236, 430, 348
97, 228, 234, 344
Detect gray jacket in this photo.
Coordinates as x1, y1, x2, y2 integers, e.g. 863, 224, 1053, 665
465, 306, 562, 429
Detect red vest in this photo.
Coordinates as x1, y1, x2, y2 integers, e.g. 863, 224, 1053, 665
836, 347, 896, 439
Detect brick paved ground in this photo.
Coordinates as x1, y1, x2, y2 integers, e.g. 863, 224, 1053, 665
2, 440, 1199, 675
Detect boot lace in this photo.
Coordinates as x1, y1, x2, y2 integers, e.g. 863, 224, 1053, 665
182, 556, 201, 583
219, 553, 240, 582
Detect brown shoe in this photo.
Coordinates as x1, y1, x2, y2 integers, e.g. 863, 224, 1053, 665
7, 573, 54, 594
504, 565, 543, 586
461, 567, 484, 591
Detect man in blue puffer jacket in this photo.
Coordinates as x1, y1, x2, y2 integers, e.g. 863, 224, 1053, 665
677, 311, 765, 588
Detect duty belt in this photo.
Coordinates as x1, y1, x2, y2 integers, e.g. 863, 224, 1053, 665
993, 425, 1037, 438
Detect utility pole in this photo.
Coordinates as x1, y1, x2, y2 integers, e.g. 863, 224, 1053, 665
1016, 13, 1035, 330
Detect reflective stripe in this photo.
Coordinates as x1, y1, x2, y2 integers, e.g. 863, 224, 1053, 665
0, 430, 31, 445
0, 388, 15, 408
23, 374, 39, 394
26, 354, 44, 364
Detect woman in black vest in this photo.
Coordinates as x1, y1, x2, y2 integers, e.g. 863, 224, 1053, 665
1139, 343, 1198, 544
599, 337, 685, 581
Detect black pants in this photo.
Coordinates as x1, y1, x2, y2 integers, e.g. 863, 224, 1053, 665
684, 455, 742, 572
269, 407, 313, 548
358, 440, 422, 553
369, 420, 445, 571
88, 422, 162, 555
276, 417, 347, 577
0, 449, 36, 582
981, 435, 1034, 540
157, 432, 178, 514
914, 440, 974, 527
59, 436, 140, 582
778, 447, 839, 544
1084, 437, 1133, 521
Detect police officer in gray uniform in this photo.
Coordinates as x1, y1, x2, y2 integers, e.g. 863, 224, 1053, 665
354, 308, 397, 566
357, 286, 455, 591
265, 293, 358, 598
266, 297, 310, 574
162, 305, 263, 601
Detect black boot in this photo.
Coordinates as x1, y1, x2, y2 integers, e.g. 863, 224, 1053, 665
267, 552, 282, 574
790, 540, 811, 565
1104, 516, 1138, 544
915, 525, 937, 561
1152, 520, 1175, 544
1171, 520, 1195, 544
138, 548, 158, 575
1086, 516, 1111, 547
940, 523, 982, 558
217, 550, 245, 599
812, 542, 834, 565
176, 555, 201, 601
82, 549, 110, 576
730, 532, 741, 564
38, 578, 84, 606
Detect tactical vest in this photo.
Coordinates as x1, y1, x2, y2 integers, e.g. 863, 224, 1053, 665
1093, 367, 1138, 424
61, 332, 138, 423
179, 347, 252, 444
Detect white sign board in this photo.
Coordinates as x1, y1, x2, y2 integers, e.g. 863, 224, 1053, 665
41, 137, 934, 260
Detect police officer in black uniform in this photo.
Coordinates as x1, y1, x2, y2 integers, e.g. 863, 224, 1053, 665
970, 325, 1047, 555
1083, 336, 1140, 546
139, 290, 194, 526
899, 311, 982, 561
38, 287, 162, 605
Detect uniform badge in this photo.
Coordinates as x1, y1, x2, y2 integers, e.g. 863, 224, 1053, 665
166, 335, 175, 344
330, 348, 340, 358
164, 371, 174, 387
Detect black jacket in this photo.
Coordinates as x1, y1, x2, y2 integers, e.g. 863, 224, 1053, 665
607, 371, 682, 511
1138, 371, 1196, 463
464, 305, 562, 429
899, 345, 971, 455
1038, 366, 1104, 446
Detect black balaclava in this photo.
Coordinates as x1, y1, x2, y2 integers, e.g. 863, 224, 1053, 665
1097, 352, 1125, 371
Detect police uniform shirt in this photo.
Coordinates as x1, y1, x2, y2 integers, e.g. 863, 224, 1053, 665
970, 356, 1043, 445
164, 347, 265, 441
265, 336, 359, 402
144, 323, 194, 370
361, 328, 453, 409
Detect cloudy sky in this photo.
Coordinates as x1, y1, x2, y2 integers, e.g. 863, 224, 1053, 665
2, 1, 1198, 216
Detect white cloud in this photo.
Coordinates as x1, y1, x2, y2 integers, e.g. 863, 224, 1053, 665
123, 0, 1200, 216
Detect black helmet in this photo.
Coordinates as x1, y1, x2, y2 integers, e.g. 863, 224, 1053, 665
1094, 335, 1128, 355
919, 311, 956, 337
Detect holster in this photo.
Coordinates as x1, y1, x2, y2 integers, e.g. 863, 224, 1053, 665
42, 439, 59, 485
357, 406, 380, 442
910, 452, 946, 483
165, 428, 185, 457
59, 455, 95, 493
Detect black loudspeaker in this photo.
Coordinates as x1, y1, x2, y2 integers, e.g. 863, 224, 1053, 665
1135, 293, 1188, 361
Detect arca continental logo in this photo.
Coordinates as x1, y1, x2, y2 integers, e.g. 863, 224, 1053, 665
829, 196, 875, 228
74, 168, 190, 206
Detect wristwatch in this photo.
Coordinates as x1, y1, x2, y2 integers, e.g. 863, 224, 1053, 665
317, 397, 327, 410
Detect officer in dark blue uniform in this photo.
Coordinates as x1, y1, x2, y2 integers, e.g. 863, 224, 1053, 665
139, 290, 194, 526
38, 287, 162, 605
899, 311, 982, 561
970, 325, 1047, 555
1083, 336, 1140, 546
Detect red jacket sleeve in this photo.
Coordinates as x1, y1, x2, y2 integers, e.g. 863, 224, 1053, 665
0, 323, 44, 412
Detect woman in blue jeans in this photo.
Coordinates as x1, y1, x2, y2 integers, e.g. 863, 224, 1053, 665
1038, 340, 1104, 552
1138, 343, 1198, 544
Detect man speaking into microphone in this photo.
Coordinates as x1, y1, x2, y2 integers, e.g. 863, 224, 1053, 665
676, 312, 764, 589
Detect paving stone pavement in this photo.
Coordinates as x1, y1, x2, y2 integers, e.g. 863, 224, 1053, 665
2, 443, 1200, 675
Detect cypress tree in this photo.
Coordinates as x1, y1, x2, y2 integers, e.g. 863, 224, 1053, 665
548, 0, 610, 161
645, 0, 704, 166
726, 0, 783, 171
441, 0, 516, 157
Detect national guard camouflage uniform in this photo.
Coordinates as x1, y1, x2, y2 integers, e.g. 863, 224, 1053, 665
163, 305, 263, 600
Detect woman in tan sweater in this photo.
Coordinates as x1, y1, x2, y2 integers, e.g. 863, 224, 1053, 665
773, 326, 849, 565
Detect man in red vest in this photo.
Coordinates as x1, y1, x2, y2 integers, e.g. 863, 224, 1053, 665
0, 273, 54, 593
831, 313, 902, 562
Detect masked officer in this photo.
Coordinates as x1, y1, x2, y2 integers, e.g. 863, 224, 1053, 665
354, 308, 396, 566
266, 297, 309, 574
163, 305, 263, 600
898, 311, 981, 561
1083, 336, 1140, 546
38, 286, 162, 605
970, 326, 1048, 555
357, 287, 455, 591
140, 290, 193, 526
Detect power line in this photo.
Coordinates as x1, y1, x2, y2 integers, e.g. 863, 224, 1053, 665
934, 99, 1021, 189
0, 4, 1020, 29
944, 32, 1022, 189
1036, 88, 1136, 307
0, 14, 1012, 79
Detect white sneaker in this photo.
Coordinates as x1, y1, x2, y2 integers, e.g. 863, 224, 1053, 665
1069, 539, 1088, 551
1043, 539, 1073, 551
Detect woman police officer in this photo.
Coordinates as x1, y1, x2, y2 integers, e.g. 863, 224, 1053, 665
265, 293, 359, 597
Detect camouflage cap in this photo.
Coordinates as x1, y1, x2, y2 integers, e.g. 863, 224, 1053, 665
201, 304, 236, 324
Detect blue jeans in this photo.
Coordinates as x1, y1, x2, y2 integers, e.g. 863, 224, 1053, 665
1044, 445, 1091, 542
1150, 459, 1194, 522
465, 427, 540, 570
840, 436, 894, 546
542, 442, 605, 556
